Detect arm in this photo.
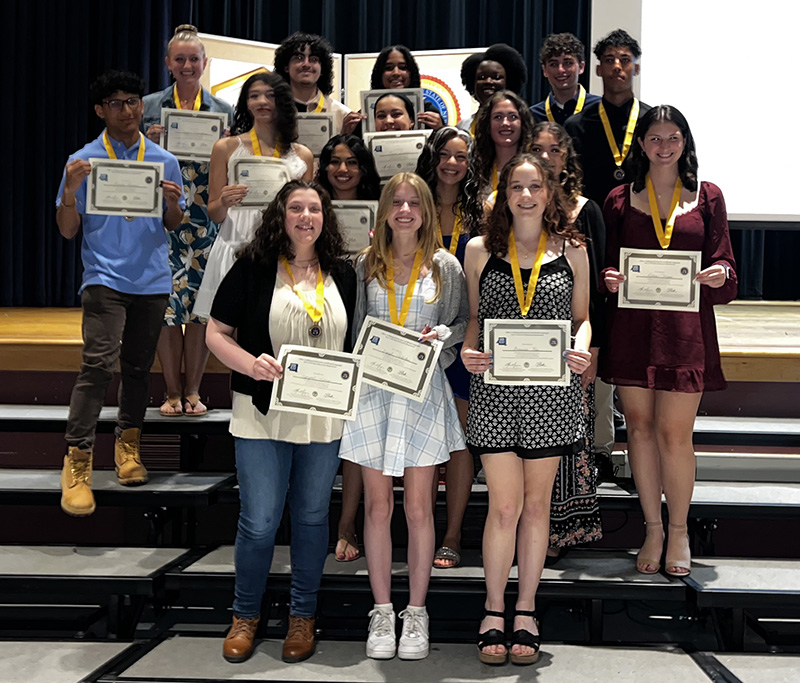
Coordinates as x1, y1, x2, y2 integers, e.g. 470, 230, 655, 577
460, 236, 493, 373
565, 242, 592, 377
601, 187, 626, 294
425, 254, 469, 346
56, 159, 91, 239
206, 317, 283, 381
162, 180, 184, 230
207, 137, 248, 223
295, 143, 315, 181
697, 183, 738, 305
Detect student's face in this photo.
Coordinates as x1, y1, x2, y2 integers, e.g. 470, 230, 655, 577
165, 41, 207, 85
246, 81, 276, 123
382, 50, 411, 89
388, 182, 423, 235
638, 121, 685, 169
283, 188, 324, 248
506, 163, 550, 221
541, 52, 584, 94
596, 46, 639, 96
531, 131, 565, 178
474, 60, 506, 105
94, 90, 143, 137
288, 44, 321, 88
374, 96, 413, 131
490, 99, 522, 148
327, 144, 362, 195
436, 137, 469, 187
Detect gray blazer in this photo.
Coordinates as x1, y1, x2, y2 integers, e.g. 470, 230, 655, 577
353, 249, 469, 369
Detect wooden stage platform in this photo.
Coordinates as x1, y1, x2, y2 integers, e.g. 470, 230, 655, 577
1, 301, 798, 381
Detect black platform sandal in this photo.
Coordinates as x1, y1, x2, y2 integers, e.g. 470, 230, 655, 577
477, 609, 507, 665
510, 609, 541, 665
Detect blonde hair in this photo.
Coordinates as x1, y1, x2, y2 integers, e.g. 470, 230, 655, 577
168, 24, 205, 58
362, 173, 441, 301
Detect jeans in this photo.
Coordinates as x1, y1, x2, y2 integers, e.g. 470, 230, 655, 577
233, 437, 341, 619
65, 285, 168, 450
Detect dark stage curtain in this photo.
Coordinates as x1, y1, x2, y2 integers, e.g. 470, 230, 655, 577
4, 0, 591, 306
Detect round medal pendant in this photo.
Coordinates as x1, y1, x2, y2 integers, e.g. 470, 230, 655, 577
309, 323, 321, 338
613, 168, 625, 181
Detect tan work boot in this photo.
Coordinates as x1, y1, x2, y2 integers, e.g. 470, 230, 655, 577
60, 447, 96, 516
114, 427, 149, 485
223, 615, 260, 663
282, 615, 316, 663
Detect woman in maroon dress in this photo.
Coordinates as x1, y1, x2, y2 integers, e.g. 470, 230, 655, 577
601, 105, 737, 576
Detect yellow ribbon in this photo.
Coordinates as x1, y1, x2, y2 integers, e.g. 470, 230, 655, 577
470, 117, 477, 137
103, 130, 145, 161
491, 164, 498, 192
249, 128, 282, 158
313, 92, 325, 113
437, 209, 462, 256
508, 229, 548, 316
387, 249, 424, 327
598, 99, 639, 169
173, 84, 202, 111
545, 84, 587, 122
646, 174, 683, 249
280, 257, 325, 323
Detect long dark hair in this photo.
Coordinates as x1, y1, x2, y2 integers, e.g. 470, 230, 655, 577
415, 126, 481, 236
370, 45, 421, 89
485, 154, 583, 258
238, 180, 347, 272
531, 121, 584, 201
230, 71, 298, 151
630, 105, 699, 192
315, 134, 381, 200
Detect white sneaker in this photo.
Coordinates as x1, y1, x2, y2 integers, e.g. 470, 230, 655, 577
366, 605, 396, 659
398, 606, 429, 660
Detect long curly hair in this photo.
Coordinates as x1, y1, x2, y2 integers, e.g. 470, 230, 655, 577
238, 180, 347, 272
230, 71, 298, 151
370, 45, 421, 89
629, 105, 699, 193
531, 121, 584, 202
315, 134, 382, 200
485, 154, 584, 258
361, 173, 442, 301
414, 126, 482, 237
273, 32, 334, 96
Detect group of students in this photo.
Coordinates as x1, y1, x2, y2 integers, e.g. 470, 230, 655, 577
55, 24, 737, 669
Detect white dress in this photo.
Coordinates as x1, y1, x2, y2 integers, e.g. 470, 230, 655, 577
193, 139, 308, 319
338, 272, 465, 477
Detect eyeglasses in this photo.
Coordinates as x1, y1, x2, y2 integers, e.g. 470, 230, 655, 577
102, 97, 142, 110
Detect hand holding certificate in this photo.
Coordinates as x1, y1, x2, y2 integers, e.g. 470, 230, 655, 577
269, 345, 363, 420
363, 130, 431, 181
160, 109, 227, 161
618, 248, 701, 312
229, 157, 291, 208
354, 316, 443, 402
86, 158, 164, 218
483, 319, 571, 386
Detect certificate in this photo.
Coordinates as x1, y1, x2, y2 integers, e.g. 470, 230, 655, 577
619, 248, 702, 312
296, 113, 335, 157
363, 131, 431, 181
229, 157, 291, 208
86, 158, 164, 218
354, 316, 443, 402
360, 88, 425, 132
332, 200, 377, 253
269, 345, 363, 420
160, 109, 227, 161
484, 319, 571, 386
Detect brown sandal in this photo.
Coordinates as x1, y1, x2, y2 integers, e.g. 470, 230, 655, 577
160, 394, 183, 417
335, 532, 360, 562
183, 394, 208, 416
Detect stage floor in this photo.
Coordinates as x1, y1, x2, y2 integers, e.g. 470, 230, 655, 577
1, 301, 798, 380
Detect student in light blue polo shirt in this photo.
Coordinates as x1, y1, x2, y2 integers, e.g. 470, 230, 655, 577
56, 70, 185, 517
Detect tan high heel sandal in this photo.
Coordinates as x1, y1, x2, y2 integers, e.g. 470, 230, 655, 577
665, 523, 692, 577
636, 521, 664, 574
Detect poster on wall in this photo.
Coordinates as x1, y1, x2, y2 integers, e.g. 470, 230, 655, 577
344, 47, 485, 127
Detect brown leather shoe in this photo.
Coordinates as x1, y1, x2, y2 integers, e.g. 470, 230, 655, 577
223, 615, 260, 663
60, 447, 96, 516
282, 616, 316, 663
114, 427, 148, 485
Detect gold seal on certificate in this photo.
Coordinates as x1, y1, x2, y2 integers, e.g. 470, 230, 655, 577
332, 200, 378, 253
160, 109, 227, 161
360, 88, 425, 132
86, 158, 164, 218
363, 130, 431, 181
484, 319, 571, 386
269, 345, 363, 420
354, 316, 443, 402
619, 248, 701, 312
296, 113, 335, 157
229, 157, 292, 208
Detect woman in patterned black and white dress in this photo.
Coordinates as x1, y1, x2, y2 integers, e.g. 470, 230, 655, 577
461, 154, 592, 666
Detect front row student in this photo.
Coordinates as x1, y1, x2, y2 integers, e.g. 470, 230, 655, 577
57, 70, 185, 517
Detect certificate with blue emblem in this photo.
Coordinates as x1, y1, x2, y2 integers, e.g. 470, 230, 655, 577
619, 248, 701, 312
484, 319, 571, 386
229, 157, 291, 208
86, 159, 164, 218
160, 109, 227, 161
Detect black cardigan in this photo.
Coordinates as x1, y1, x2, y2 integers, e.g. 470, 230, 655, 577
210, 255, 358, 415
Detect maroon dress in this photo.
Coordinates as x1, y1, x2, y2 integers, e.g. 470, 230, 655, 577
600, 181, 738, 393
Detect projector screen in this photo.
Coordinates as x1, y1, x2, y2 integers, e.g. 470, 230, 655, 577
603, 1, 799, 222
